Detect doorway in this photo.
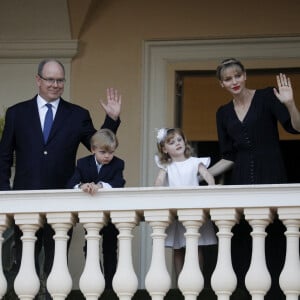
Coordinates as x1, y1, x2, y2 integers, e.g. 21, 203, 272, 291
176, 68, 300, 183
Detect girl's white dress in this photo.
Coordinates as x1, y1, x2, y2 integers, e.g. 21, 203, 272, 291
155, 156, 217, 249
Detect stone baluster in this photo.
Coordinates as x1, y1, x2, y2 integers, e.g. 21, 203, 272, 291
46, 212, 76, 300
14, 213, 43, 300
144, 210, 172, 300
278, 207, 300, 300
111, 211, 140, 300
244, 208, 272, 300
210, 208, 239, 300
78, 211, 107, 300
177, 209, 205, 300
0, 214, 11, 299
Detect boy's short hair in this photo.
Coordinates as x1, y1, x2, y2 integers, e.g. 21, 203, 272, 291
90, 129, 118, 151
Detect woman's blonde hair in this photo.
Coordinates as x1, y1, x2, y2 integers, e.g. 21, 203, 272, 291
156, 128, 193, 164
90, 128, 118, 152
216, 58, 245, 80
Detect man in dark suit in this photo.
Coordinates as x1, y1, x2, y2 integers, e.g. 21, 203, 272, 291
67, 128, 125, 289
0, 59, 122, 293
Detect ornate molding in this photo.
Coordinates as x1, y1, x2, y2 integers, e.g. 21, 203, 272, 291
0, 39, 78, 60
144, 36, 300, 61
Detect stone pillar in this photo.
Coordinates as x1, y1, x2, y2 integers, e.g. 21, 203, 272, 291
0, 214, 11, 299
46, 212, 75, 300
14, 213, 43, 300
210, 208, 239, 300
278, 207, 300, 300
79, 211, 106, 300
111, 211, 139, 300
178, 209, 205, 300
144, 210, 172, 300
244, 208, 272, 300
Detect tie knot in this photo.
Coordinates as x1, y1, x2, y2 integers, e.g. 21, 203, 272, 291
46, 103, 52, 109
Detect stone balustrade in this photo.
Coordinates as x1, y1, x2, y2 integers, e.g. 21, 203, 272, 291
0, 184, 300, 300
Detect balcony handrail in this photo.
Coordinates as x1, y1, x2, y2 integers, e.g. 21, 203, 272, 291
0, 183, 300, 214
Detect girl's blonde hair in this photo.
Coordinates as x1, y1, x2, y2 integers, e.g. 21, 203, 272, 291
156, 128, 193, 164
90, 128, 118, 152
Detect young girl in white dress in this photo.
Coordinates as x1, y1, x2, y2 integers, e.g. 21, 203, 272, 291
154, 127, 217, 277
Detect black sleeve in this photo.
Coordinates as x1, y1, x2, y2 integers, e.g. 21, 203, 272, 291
101, 115, 121, 134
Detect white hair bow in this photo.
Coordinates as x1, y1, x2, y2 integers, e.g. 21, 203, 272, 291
156, 128, 168, 143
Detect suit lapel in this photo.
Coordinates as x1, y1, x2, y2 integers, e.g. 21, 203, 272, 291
98, 164, 110, 180
88, 156, 99, 180
27, 97, 45, 143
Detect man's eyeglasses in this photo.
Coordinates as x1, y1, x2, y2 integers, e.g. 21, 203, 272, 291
39, 74, 66, 86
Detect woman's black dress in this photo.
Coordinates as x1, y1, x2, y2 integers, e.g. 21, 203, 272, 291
217, 87, 298, 184
216, 87, 299, 299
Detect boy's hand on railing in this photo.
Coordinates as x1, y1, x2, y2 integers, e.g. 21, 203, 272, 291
80, 182, 100, 195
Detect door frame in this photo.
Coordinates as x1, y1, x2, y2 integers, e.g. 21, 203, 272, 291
142, 36, 300, 186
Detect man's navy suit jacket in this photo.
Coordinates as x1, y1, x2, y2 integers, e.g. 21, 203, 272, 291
67, 155, 125, 189
0, 96, 120, 190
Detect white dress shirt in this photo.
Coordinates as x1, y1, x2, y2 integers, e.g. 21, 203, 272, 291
37, 95, 59, 130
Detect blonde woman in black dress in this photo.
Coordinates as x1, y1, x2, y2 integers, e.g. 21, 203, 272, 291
209, 58, 300, 299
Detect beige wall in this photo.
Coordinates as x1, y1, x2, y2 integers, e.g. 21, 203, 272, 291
0, 0, 71, 39
1, 0, 300, 187
68, 0, 300, 186
0, 0, 74, 112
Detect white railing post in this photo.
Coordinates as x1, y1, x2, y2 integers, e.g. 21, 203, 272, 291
46, 212, 76, 300
177, 209, 205, 300
144, 210, 172, 300
244, 208, 272, 300
14, 213, 43, 300
111, 211, 140, 300
0, 214, 11, 299
210, 208, 239, 300
278, 207, 300, 300
78, 211, 107, 300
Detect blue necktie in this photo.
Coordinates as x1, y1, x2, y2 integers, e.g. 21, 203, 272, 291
43, 103, 53, 142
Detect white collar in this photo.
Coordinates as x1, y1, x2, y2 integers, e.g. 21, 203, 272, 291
37, 95, 60, 110
94, 156, 102, 171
